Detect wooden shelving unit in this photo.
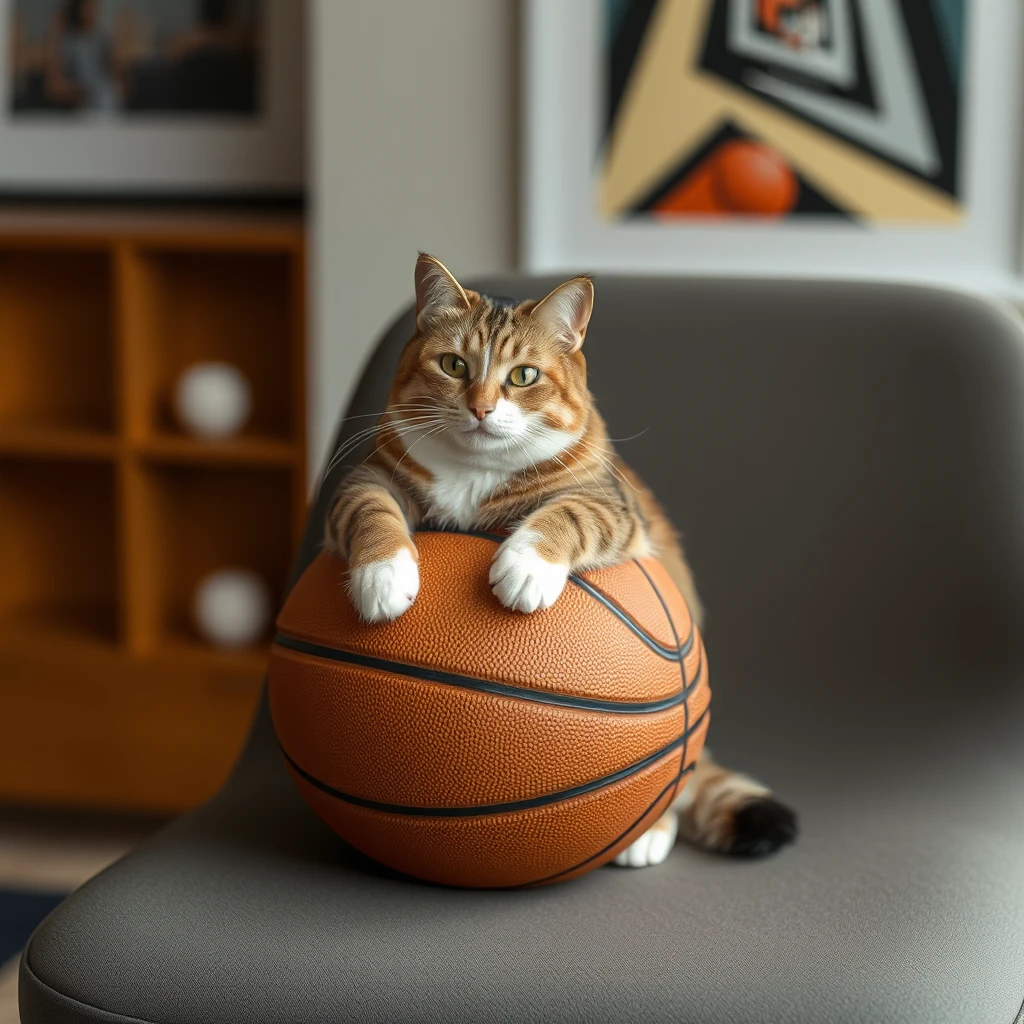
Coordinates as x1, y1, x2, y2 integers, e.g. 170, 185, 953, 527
0, 211, 306, 814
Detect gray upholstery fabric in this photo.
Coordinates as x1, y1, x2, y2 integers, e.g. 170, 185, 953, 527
20, 278, 1024, 1023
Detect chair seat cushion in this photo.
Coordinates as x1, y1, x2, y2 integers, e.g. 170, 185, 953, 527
21, 682, 1024, 1024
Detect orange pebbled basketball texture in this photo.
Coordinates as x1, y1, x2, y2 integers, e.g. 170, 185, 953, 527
269, 530, 710, 888
276, 534, 686, 704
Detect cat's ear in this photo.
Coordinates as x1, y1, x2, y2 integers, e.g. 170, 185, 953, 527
530, 276, 594, 353
414, 253, 471, 331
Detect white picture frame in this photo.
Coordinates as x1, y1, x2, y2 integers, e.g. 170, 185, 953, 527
521, 0, 1024, 301
0, 0, 304, 199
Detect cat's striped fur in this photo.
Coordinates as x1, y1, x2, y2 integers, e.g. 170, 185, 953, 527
324, 254, 797, 865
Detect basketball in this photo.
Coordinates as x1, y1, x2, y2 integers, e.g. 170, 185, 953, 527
268, 530, 709, 888
711, 140, 798, 215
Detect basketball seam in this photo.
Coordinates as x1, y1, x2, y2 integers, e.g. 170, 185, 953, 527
414, 527, 694, 661
273, 632, 703, 713
567, 574, 694, 660
279, 706, 710, 818
633, 559, 694, 806
516, 767, 692, 889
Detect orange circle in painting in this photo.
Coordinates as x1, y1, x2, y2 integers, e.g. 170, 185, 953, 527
710, 141, 798, 215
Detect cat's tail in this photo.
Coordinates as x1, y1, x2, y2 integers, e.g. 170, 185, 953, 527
674, 748, 798, 857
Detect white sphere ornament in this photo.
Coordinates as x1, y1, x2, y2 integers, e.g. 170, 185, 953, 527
174, 362, 252, 439
193, 568, 271, 649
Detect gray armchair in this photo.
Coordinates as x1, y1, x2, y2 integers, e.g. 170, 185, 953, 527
19, 278, 1024, 1023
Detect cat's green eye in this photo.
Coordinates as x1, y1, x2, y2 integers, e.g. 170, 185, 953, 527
440, 354, 467, 378
508, 365, 540, 387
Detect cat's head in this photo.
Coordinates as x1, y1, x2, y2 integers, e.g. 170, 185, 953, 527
388, 254, 595, 469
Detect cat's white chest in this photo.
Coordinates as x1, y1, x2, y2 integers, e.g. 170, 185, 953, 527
424, 466, 510, 528
411, 435, 510, 529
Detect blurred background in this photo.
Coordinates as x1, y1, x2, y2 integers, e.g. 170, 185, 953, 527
0, 0, 1019, 1015
10, 0, 263, 114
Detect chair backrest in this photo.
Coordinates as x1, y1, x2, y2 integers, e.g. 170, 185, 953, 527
236, 276, 1024, 780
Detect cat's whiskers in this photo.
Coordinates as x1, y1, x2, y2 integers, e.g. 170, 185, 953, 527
518, 424, 605, 495
357, 417, 448, 470
334, 403, 445, 426
323, 413, 441, 475
321, 402, 446, 475
573, 438, 639, 492
560, 434, 636, 494
390, 421, 449, 482
543, 450, 587, 493
602, 427, 649, 445
505, 433, 543, 488
560, 445, 614, 497
317, 417, 444, 496
324, 405, 446, 468
321, 421, 403, 480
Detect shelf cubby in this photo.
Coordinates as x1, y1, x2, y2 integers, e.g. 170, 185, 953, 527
0, 426, 119, 460
137, 433, 297, 467
0, 457, 119, 646
129, 462, 293, 656
0, 246, 116, 435
122, 246, 299, 445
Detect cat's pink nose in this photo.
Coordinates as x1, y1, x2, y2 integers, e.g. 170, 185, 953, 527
470, 403, 494, 421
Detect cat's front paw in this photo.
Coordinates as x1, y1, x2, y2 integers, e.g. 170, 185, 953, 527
614, 811, 678, 868
348, 548, 419, 622
489, 534, 568, 613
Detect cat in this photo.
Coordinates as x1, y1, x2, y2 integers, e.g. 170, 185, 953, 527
323, 254, 797, 866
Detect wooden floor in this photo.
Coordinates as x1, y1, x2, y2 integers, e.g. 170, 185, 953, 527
0, 809, 162, 1023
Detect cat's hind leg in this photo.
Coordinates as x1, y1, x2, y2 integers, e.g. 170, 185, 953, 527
613, 809, 679, 868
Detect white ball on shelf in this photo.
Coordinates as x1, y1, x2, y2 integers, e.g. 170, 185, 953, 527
174, 362, 252, 440
193, 568, 271, 649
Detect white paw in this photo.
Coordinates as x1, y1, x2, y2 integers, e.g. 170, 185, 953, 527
489, 534, 568, 613
348, 548, 419, 622
614, 811, 678, 868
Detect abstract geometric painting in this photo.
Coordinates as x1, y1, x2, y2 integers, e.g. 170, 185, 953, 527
602, 0, 966, 222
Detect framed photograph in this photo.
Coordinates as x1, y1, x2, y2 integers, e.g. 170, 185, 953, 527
522, 1, 1021, 294
0, 0, 304, 200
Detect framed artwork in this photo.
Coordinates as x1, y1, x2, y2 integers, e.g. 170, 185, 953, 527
0, 0, 304, 200
520, 1, 1015, 289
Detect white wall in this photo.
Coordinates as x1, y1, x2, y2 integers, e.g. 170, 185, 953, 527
310, 0, 518, 474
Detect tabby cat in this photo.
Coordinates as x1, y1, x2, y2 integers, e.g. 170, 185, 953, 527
324, 255, 797, 865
